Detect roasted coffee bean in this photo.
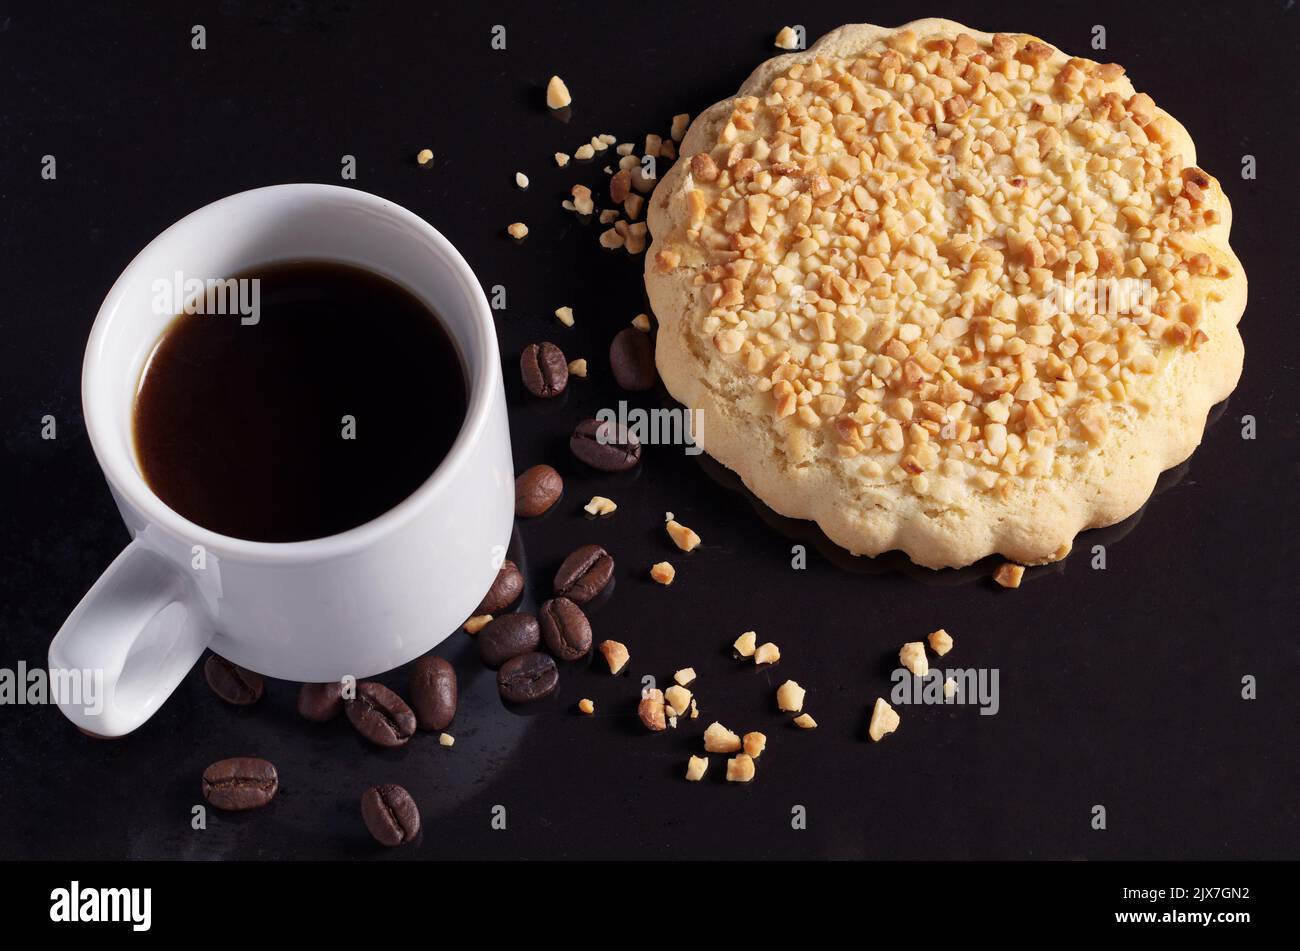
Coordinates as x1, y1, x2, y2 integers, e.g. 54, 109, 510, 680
553, 544, 614, 603
497, 652, 559, 703
346, 682, 416, 747
520, 341, 569, 398
539, 597, 592, 660
201, 757, 278, 811
203, 653, 264, 705
409, 656, 457, 731
609, 327, 657, 391
361, 783, 420, 847
477, 559, 524, 614
478, 613, 541, 668
515, 464, 563, 517
570, 417, 641, 472
297, 682, 345, 722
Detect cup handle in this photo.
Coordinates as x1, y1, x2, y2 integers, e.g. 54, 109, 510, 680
48, 539, 212, 737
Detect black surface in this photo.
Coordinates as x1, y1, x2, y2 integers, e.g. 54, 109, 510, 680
1, 1, 1297, 861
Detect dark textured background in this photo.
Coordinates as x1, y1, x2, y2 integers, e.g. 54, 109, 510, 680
1, 0, 1297, 860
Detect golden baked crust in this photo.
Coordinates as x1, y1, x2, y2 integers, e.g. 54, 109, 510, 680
645, 18, 1246, 569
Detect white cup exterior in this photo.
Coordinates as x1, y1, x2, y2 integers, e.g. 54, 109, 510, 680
50, 184, 514, 735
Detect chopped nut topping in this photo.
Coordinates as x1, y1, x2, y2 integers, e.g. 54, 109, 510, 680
733, 631, 757, 657
664, 685, 692, 717
570, 184, 595, 216
899, 641, 929, 677
638, 689, 667, 731
665, 518, 701, 552
928, 629, 953, 656
574, 143, 595, 161
545, 75, 571, 109
743, 731, 766, 758
753, 642, 781, 665
598, 228, 625, 249
686, 755, 708, 781
438, 733, 455, 747
416, 148, 434, 166
464, 614, 492, 635
994, 562, 1026, 589
568, 357, 588, 377
674, 667, 697, 686
578, 698, 595, 715
624, 194, 645, 220
599, 639, 630, 674
776, 680, 805, 713
506, 222, 528, 240
554, 305, 574, 327
554, 151, 570, 167
726, 753, 756, 782
774, 26, 800, 50
631, 313, 652, 332
793, 713, 817, 729
514, 171, 529, 189
598, 209, 618, 224
650, 561, 676, 585
704, 721, 742, 753
584, 495, 616, 516
868, 697, 900, 742
670, 113, 690, 142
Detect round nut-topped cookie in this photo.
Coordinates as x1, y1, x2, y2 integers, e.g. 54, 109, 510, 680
645, 18, 1246, 569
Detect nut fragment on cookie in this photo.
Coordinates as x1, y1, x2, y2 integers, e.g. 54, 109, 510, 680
742, 732, 766, 759
673, 667, 696, 686
733, 631, 757, 657
776, 680, 805, 713
545, 75, 571, 109
638, 689, 667, 731
793, 713, 817, 729
726, 754, 756, 783
928, 629, 954, 656
650, 561, 676, 585
664, 685, 692, 717
506, 222, 528, 240
416, 148, 434, 166
899, 642, 929, 678
665, 518, 701, 552
753, 642, 781, 666
868, 698, 900, 743
438, 733, 455, 747
685, 755, 708, 782
578, 698, 595, 715
464, 614, 492, 635
584, 495, 616, 516
554, 306, 574, 327
994, 563, 1026, 589
703, 721, 741, 753
568, 358, 588, 378
599, 639, 629, 675
774, 26, 800, 49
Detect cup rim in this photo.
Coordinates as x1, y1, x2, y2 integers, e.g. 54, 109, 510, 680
82, 183, 499, 564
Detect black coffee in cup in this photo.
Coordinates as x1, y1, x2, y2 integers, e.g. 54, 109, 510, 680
133, 260, 467, 542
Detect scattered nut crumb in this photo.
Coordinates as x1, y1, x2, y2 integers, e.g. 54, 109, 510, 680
644, 133, 662, 158
599, 639, 629, 675
416, 148, 434, 166
616, 142, 634, 156
464, 614, 492, 635
943, 678, 957, 699
574, 143, 595, 161
554, 151, 570, 167
584, 495, 616, 516
624, 221, 648, 254
638, 689, 667, 731
567, 357, 588, 377
664, 685, 692, 717
438, 733, 455, 747
685, 755, 708, 781
590, 136, 607, 153
545, 75, 571, 109
598, 209, 619, 224
733, 631, 757, 657
554, 306, 574, 327
631, 313, 652, 332
775, 26, 800, 50
650, 561, 676, 585
578, 698, 595, 715
742, 732, 766, 759
899, 641, 929, 677
660, 140, 677, 160
570, 184, 594, 215
598, 228, 625, 249
506, 222, 528, 240
623, 194, 645, 220
753, 642, 781, 666
726, 754, 756, 783
703, 721, 741, 753
793, 713, 817, 729
928, 629, 954, 656
665, 518, 701, 552
868, 697, 900, 742
514, 171, 529, 190
668, 715, 678, 729
776, 680, 805, 713
673, 667, 696, 686
670, 113, 690, 141
994, 563, 1025, 588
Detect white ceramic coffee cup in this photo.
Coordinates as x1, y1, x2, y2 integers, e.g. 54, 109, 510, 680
49, 184, 514, 736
